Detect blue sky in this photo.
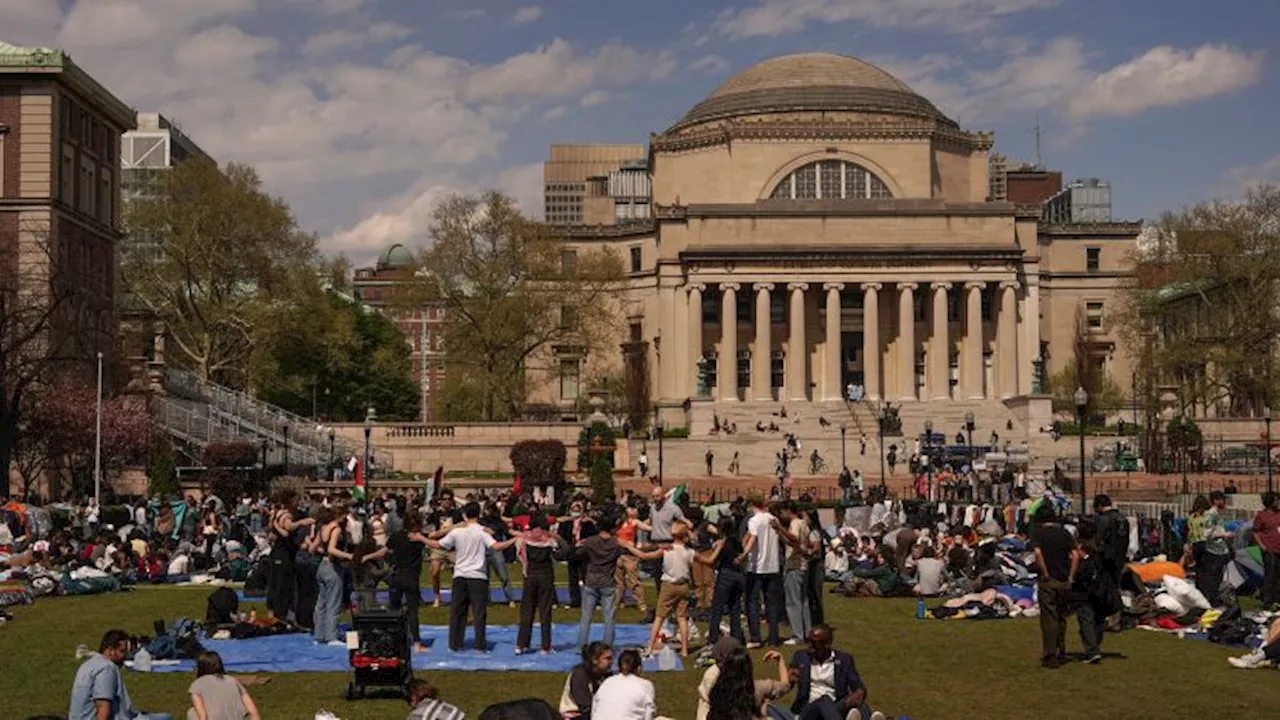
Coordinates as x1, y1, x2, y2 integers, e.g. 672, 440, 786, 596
4, 0, 1277, 261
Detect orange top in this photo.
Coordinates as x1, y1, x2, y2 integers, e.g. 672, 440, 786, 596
616, 518, 638, 544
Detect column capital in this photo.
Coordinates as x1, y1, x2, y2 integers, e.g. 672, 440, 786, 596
823, 282, 845, 292
687, 282, 707, 293
861, 282, 883, 292
930, 281, 953, 291
999, 280, 1021, 291
722, 282, 741, 292
754, 282, 775, 292
898, 282, 919, 291
964, 280, 986, 291
787, 282, 810, 292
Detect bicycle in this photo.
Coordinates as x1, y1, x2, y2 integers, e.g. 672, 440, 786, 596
809, 456, 828, 474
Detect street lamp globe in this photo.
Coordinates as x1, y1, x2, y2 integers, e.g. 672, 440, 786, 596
964, 409, 975, 429
1074, 386, 1089, 413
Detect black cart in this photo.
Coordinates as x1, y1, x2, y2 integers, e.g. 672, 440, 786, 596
345, 608, 412, 700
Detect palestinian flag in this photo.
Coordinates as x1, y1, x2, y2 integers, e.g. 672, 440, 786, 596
668, 484, 688, 507
349, 457, 366, 502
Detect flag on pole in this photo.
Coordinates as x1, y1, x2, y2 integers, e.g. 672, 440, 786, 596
351, 456, 366, 502
513, 471, 523, 497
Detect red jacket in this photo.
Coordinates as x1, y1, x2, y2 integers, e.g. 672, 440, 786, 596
1254, 509, 1280, 553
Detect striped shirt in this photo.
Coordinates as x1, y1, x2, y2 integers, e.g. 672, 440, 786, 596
408, 698, 466, 720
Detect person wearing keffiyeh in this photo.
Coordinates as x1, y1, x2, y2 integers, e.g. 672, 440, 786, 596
516, 514, 561, 654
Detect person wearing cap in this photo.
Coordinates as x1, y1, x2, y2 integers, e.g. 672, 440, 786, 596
696, 636, 792, 720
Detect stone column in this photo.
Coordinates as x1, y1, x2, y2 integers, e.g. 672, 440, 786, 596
929, 282, 952, 400
788, 283, 809, 401
963, 282, 985, 399
997, 280, 1019, 399
659, 285, 676, 400
1025, 277, 1041, 395
862, 283, 882, 401
898, 283, 918, 400
688, 284, 705, 397
673, 285, 689, 399
823, 283, 844, 401
719, 283, 739, 402
753, 283, 775, 401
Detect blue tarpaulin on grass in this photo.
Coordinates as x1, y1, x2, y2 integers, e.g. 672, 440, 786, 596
145, 623, 681, 673
236, 587, 574, 604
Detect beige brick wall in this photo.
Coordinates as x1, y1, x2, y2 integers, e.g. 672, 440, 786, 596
19, 89, 53, 199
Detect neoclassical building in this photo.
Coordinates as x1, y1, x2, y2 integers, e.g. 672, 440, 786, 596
547, 53, 1139, 428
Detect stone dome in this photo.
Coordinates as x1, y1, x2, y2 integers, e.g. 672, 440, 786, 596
672, 52, 954, 131
377, 243, 414, 268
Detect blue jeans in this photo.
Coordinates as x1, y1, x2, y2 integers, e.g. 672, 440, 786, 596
489, 550, 514, 602
577, 585, 617, 649
784, 569, 812, 641
314, 559, 343, 643
798, 695, 874, 720
746, 572, 783, 645
708, 567, 745, 644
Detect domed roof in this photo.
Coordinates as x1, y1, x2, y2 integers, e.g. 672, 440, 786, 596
377, 243, 414, 268
672, 53, 953, 131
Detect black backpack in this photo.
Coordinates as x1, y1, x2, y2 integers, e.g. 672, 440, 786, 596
206, 587, 239, 625
1100, 511, 1130, 571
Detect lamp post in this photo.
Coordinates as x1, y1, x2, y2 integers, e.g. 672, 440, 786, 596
1267, 413, 1274, 495
964, 409, 975, 460
878, 408, 887, 487
1075, 386, 1089, 516
94, 351, 103, 506
924, 419, 934, 501
363, 407, 376, 482
840, 423, 847, 471
259, 435, 268, 486
327, 427, 336, 482
281, 424, 290, 476
655, 417, 666, 485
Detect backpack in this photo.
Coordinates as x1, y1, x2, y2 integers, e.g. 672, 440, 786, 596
206, 587, 239, 625
1100, 511, 1130, 571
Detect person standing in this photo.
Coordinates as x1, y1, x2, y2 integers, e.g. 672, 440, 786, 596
361, 514, 432, 653
427, 502, 518, 652
314, 507, 354, 646
1253, 492, 1280, 610
627, 521, 696, 657
576, 512, 624, 650
1031, 503, 1076, 668
266, 490, 313, 623
1200, 491, 1235, 606
615, 506, 648, 614
706, 449, 715, 477
703, 514, 747, 645
516, 514, 561, 655
739, 496, 783, 648
481, 503, 516, 607
641, 486, 686, 606
775, 502, 813, 645
638, 449, 649, 479
1092, 494, 1130, 584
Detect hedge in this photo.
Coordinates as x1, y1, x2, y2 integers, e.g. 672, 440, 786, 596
510, 439, 567, 491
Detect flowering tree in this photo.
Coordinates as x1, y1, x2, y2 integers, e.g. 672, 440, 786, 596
17, 376, 153, 498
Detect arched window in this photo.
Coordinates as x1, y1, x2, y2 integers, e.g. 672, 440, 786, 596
769, 160, 893, 200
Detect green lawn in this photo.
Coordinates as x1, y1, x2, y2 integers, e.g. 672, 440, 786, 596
3, 579, 1271, 720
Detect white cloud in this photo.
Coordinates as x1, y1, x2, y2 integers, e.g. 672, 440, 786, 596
1221, 154, 1280, 198
1067, 44, 1264, 120
542, 106, 568, 121
689, 54, 730, 74
302, 22, 413, 56
510, 6, 544, 25
327, 181, 465, 258
0, 0, 63, 40
715, 0, 1058, 39
496, 163, 546, 219
465, 38, 675, 102
580, 90, 611, 107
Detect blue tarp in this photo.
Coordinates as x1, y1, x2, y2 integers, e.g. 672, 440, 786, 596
146, 623, 682, 673
236, 587, 574, 604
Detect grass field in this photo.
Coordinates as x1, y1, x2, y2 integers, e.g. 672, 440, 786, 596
3, 574, 1271, 720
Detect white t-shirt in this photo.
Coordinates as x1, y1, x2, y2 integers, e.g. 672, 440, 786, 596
134, 507, 146, 528
591, 673, 655, 720
661, 544, 694, 584
809, 657, 837, 701
747, 511, 781, 574
440, 523, 495, 580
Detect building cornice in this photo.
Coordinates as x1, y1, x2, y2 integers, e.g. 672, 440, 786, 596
2, 49, 136, 129
1038, 221, 1144, 239
680, 244, 1024, 266
558, 221, 655, 239
656, 199, 1017, 219
650, 118, 993, 154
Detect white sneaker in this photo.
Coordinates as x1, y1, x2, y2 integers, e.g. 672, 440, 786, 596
870, 712, 886, 720
326, 640, 347, 647
783, 638, 800, 646
1228, 655, 1264, 669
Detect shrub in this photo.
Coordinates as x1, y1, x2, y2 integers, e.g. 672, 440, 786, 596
662, 426, 690, 439
589, 455, 615, 505
203, 441, 260, 468
148, 439, 181, 498
510, 440, 567, 492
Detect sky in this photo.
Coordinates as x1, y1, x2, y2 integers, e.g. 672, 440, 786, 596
4, 0, 1277, 264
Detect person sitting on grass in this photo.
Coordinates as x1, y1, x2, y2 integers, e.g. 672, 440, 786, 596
623, 521, 695, 657
560, 641, 614, 720
697, 636, 792, 720
68, 629, 172, 720
1228, 616, 1280, 669
788, 624, 883, 720
406, 677, 466, 719
188, 650, 261, 720
591, 649, 655, 720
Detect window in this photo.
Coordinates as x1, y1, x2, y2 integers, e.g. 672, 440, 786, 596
80, 157, 96, 217
1086, 247, 1101, 272
736, 350, 751, 392
771, 351, 785, 389
702, 289, 719, 324
913, 292, 925, 322
947, 290, 960, 322
561, 249, 577, 276
698, 351, 716, 397
736, 291, 752, 325
769, 160, 893, 200
981, 288, 993, 322
629, 246, 642, 273
770, 289, 785, 325
1086, 301, 1104, 332
61, 146, 74, 202
559, 359, 581, 400
99, 169, 113, 226
629, 322, 643, 343
559, 305, 577, 330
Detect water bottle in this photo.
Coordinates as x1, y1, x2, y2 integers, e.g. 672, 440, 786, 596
134, 647, 152, 672
915, 595, 926, 620
658, 645, 677, 671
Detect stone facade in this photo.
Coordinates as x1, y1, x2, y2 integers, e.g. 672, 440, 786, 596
526, 54, 1139, 427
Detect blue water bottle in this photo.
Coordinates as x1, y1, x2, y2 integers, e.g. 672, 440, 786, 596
915, 595, 926, 620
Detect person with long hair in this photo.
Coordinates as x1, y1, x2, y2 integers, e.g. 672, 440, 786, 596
189, 650, 262, 720
591, 649, 654, 720
702, 514, 746, 645
266, 490, 314, 622
698, 637, 791, 720
1185, 494, 1211, 579
314, 506, 354, 645
560, 641, 613, 720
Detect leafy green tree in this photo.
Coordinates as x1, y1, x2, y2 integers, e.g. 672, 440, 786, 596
590, 455, 615, 506
147, 438, 181, 498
